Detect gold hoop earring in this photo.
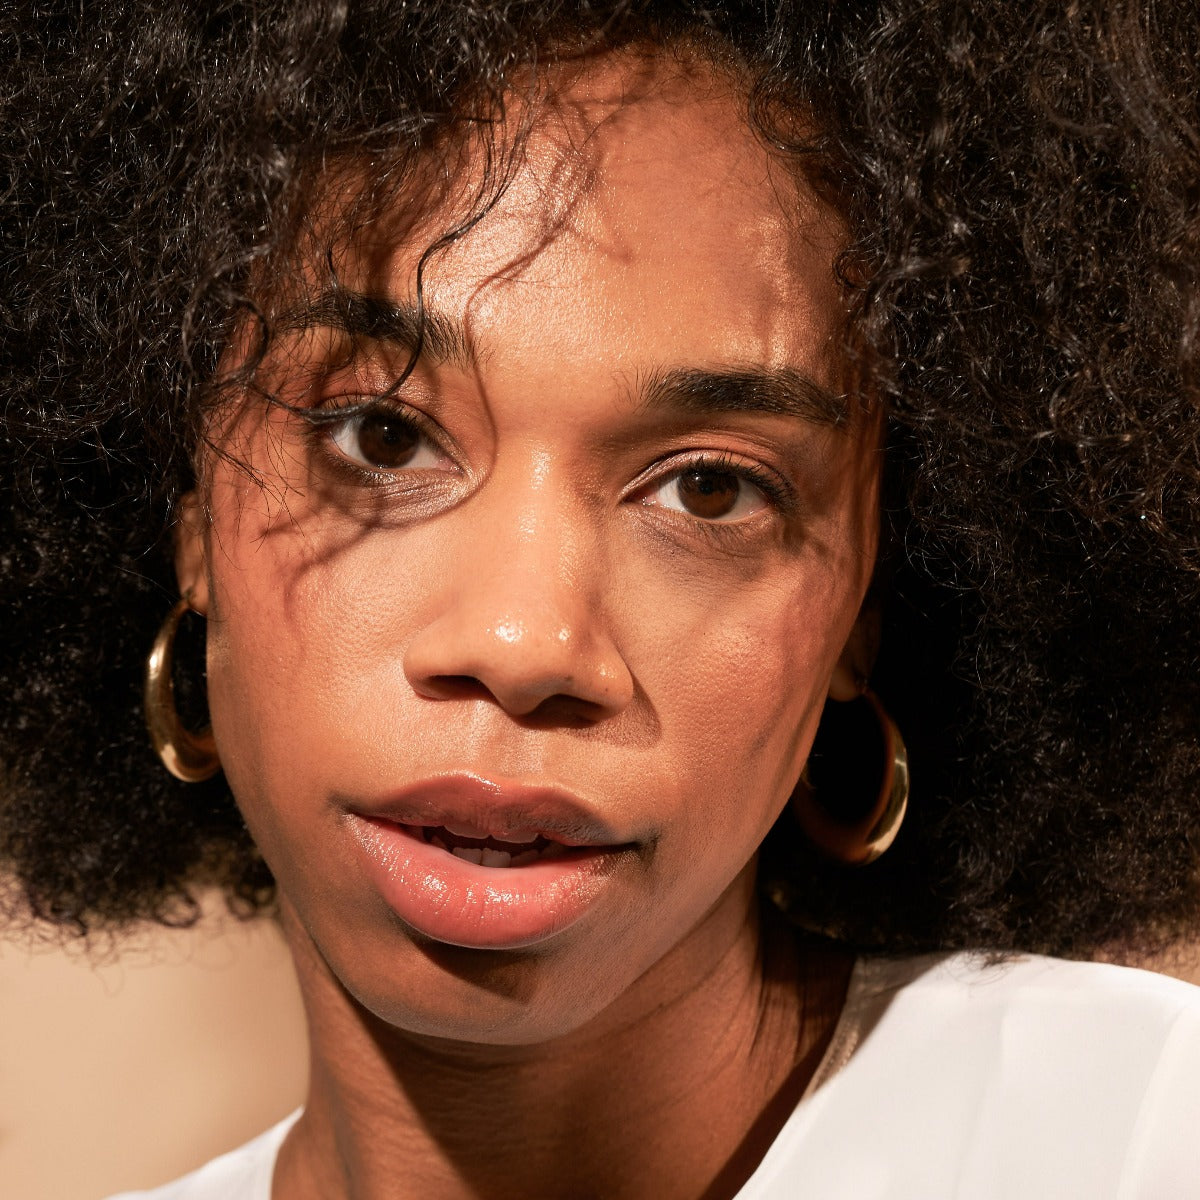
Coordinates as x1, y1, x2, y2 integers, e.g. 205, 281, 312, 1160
791, 689, 909, 865
144, 595, 220, 783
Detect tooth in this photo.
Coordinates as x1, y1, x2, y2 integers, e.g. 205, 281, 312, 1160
450, 846, 484, 865
444, 822, 487, 838
479, 849, 513, 868
491, 830, 540, 845
510, 849, 542, 867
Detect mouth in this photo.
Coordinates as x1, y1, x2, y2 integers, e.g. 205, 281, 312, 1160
344, 774, 634, 950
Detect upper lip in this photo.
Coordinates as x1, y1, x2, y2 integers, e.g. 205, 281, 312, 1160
343, 772, 628, 847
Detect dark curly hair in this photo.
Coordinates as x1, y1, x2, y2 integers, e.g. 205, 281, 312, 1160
2, 0, 1198, 957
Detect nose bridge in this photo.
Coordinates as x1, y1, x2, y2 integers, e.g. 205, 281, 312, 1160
478, 450, 580, 608
404, 449, 633, 716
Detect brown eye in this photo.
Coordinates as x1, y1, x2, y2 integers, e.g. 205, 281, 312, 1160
641, 460, 771, 523
329, 408, 441, 471
676, 468, 741, 519
354, 411, 418, 467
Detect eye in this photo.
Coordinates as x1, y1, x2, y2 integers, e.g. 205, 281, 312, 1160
642, 462, 771, 522
328, 408, 445, 472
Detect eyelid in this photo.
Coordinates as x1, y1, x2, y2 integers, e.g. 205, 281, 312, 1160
309, 393, 441, 444
308, 394, 459, 479
304, 387, 406, 425
632, 450, 797, 516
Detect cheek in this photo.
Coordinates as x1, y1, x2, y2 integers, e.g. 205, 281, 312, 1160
201, 489, 474, 830
646, 579, 840, 817
617, 559, 862, 880
200, 479, 348, 796
620, 510, 879, 859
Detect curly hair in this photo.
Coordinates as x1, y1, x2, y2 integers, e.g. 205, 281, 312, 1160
2, 0, 1198, 957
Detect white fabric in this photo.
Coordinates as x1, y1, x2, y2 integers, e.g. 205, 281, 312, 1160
105, 1109, 299, 1200
739, 953, 1200, 1199
106, 952, 1200, 1200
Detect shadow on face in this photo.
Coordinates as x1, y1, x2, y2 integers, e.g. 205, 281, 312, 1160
175, 44, 884, 1047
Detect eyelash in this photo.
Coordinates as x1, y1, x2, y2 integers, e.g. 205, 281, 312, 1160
655, 452, 792, 509
307, 397, 452, 482
309, 399, 796, 526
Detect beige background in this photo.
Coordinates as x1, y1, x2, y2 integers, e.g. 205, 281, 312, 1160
1, 889, 1196, 1200
0, 893, 307, 1200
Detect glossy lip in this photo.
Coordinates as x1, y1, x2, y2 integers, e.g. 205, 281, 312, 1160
346, 771, 627, 845
344, 773, 635, 950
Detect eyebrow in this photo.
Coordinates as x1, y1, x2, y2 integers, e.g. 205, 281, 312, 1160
277, 288, 473, 368
278, 288, 847, 426
640, 365, 849, 428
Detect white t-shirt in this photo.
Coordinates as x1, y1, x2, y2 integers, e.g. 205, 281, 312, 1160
106, 952, 1200, 1199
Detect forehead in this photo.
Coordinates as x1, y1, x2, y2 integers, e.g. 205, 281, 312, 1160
282, 50, 846, 383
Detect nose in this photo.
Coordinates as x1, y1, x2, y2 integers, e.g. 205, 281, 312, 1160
402, 473, 635, 722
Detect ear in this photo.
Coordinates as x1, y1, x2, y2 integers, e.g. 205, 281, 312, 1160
827, 597, 881, 702
174, 490, 211, 615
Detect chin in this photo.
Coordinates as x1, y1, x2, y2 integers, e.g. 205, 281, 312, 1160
292, 901, 646, 1048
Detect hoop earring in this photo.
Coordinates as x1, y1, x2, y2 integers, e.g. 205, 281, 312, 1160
144, 595, 220, 783
791, 689, 909, 865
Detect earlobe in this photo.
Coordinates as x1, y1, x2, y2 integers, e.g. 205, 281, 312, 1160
827, 600, 880, 702
787, 688, 910, 866
795, 598, 907, 865
827, 658, 865, 703
173, 490, 211, 614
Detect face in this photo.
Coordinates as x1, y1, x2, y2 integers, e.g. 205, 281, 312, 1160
178, 52, 882, 1045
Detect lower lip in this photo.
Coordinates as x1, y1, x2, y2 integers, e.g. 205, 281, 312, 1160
347, 815, 627, 950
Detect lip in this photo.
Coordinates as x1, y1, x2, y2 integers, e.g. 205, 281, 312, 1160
344, 773, 634, 950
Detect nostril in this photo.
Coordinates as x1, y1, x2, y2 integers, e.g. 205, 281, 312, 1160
519, 692, 610, 729
424, 675, 494, 702
418, 673, 608, 726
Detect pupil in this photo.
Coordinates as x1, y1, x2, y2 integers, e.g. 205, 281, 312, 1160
357, 412, 419, 468
678, 469, 739, 518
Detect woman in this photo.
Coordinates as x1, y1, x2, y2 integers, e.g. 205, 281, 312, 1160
3, 2, 1199, 1197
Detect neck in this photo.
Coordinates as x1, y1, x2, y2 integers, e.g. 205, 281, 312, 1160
274, 891, 851, 1200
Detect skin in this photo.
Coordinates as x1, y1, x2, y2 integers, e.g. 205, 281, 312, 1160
177, 50, 883, 1200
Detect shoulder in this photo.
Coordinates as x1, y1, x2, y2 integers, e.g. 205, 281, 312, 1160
743, 953, 1200, 1200
102, 1110, 300, 1200
844, 951, 1200, 1092
850, 949, 1200, 1040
